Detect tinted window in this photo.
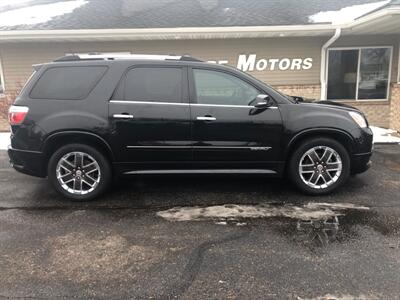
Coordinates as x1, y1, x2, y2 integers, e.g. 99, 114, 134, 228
327, 50, 358, 100
120, 67, 183, 103
30, 66, 107, 100
193, 69, 259, 106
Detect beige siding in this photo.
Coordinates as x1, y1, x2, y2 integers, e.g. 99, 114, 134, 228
0, 37, 324, 92
0, 35, 398, 131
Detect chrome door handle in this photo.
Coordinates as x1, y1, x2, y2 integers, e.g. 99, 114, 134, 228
113, 114, 133, 119
196, 116, 216, 121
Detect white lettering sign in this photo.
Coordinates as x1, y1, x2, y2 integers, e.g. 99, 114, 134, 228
209, 54, 313, 71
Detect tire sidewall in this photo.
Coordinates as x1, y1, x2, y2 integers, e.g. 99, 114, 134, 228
48, 144, 111, 201
289, 138, 350, 195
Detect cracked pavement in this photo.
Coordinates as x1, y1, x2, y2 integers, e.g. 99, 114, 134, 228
0, 145, 399, 299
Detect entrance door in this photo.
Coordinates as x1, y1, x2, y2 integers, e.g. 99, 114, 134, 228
189, 68, 283, 170
108, 65, 191, 170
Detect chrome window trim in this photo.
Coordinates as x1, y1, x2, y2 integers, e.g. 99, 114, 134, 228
110, 100, 278, 109
110, 100, 189, 106
192, 103, 278, 109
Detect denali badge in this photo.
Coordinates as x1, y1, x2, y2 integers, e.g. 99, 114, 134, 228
250, 147, 272, 151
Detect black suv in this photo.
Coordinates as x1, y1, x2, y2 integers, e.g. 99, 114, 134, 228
8, 54, 373, 200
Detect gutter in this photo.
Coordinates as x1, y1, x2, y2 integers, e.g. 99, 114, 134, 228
0, 5, 398, 42
320, 27, 341, 100
0, 24, 336, 42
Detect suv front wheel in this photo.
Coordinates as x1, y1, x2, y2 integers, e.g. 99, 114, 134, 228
289, 137, 350, 195
48, 144, 111, 201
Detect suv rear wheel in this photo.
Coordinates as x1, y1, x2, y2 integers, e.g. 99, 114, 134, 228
289, 137, 350, 195
48, 144, 111, 201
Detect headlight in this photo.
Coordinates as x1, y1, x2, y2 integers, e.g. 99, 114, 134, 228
348, 111, 367, 128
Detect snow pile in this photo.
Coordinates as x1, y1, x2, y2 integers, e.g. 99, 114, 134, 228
309, 0, 390, 24
0, 0, 88, 27
370, 126, 400, 144
0, 132, 10, 150
157, 202, 369, 223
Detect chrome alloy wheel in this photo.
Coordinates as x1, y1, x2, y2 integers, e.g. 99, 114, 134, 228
298, 146, 342, 189
56, 151, 101, 195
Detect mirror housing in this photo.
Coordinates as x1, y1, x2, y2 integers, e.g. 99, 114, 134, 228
254, 94, 273, 108
291, 95, 304, 102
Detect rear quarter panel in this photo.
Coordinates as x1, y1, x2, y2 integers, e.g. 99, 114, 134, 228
11, 61, 126, 151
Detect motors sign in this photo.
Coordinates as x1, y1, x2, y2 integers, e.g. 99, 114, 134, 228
208, 54, 313, 72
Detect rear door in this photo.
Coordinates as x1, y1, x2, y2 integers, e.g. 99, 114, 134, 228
189, 67, 283, 169
108, 65, 191, 169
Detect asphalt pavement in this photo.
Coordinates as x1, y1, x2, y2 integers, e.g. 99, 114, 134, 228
0, 145, 399, 299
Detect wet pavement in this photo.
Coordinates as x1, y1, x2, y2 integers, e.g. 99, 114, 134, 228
0, 145, 399, 299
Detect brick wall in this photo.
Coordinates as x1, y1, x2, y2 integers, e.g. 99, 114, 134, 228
350, 102, 391, 128
0, 91, 15, 132
274, 84, 321, 100
390, 83, 400, 131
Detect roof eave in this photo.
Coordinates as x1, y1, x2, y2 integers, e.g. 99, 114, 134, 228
0, 24, 337, 42
0, 5, 399, 43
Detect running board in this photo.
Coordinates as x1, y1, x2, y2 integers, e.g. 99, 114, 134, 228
123, 169, 277, 175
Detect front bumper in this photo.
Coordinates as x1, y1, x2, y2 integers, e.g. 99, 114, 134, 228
351, 152, 372, 174
8, 146, 46, 177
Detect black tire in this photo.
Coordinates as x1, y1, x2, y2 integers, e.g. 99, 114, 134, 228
47, 144, 112, 201
288, 137, 350, 195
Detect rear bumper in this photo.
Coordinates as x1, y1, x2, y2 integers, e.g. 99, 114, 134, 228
351, 151, 372, 174
8, 147, 46, 177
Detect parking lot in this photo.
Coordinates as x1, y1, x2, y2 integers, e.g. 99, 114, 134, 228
0, 145, 399, 299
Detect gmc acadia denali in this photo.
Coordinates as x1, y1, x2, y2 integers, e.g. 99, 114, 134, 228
8, 54, 373, 200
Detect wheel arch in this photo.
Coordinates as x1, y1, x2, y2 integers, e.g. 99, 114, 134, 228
285, 128, 355, 164
42, 131, 115, 168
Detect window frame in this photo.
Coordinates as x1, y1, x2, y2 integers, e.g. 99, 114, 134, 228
0, 55, 5, 96
326, 46, 393, 102
397, 41, 400, 84
188, 66, 263, 106
111, 65, 187, 104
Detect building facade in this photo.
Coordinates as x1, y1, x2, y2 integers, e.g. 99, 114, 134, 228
0, 0, 399, 131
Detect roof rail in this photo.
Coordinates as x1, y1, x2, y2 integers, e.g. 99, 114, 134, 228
53, 54, 203, 62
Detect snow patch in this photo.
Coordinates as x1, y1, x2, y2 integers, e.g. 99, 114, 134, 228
309, 0, 390, 25
157, 202, 369, 223
0, 132, 10, 150
0, 0, 88, 27
370, 126, 400, 144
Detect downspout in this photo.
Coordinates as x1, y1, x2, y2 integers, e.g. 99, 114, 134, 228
320, 27, 341, 100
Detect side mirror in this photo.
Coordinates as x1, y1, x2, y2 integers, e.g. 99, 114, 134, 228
254, 94, 273, 108
291, 95, 304, 102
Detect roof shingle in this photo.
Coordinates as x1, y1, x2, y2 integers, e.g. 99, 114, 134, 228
0, 0, 393, 31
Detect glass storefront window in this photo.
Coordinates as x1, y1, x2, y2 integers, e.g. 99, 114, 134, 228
327, 50, 358, 100
358, 48, 390, 100
327, 47, 391, 100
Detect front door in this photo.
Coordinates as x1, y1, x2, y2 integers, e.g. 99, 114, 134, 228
189, 68, 283, 170
108, 65, 191, 170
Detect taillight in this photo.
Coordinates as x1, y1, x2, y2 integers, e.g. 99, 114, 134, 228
8, 105, 29, 125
